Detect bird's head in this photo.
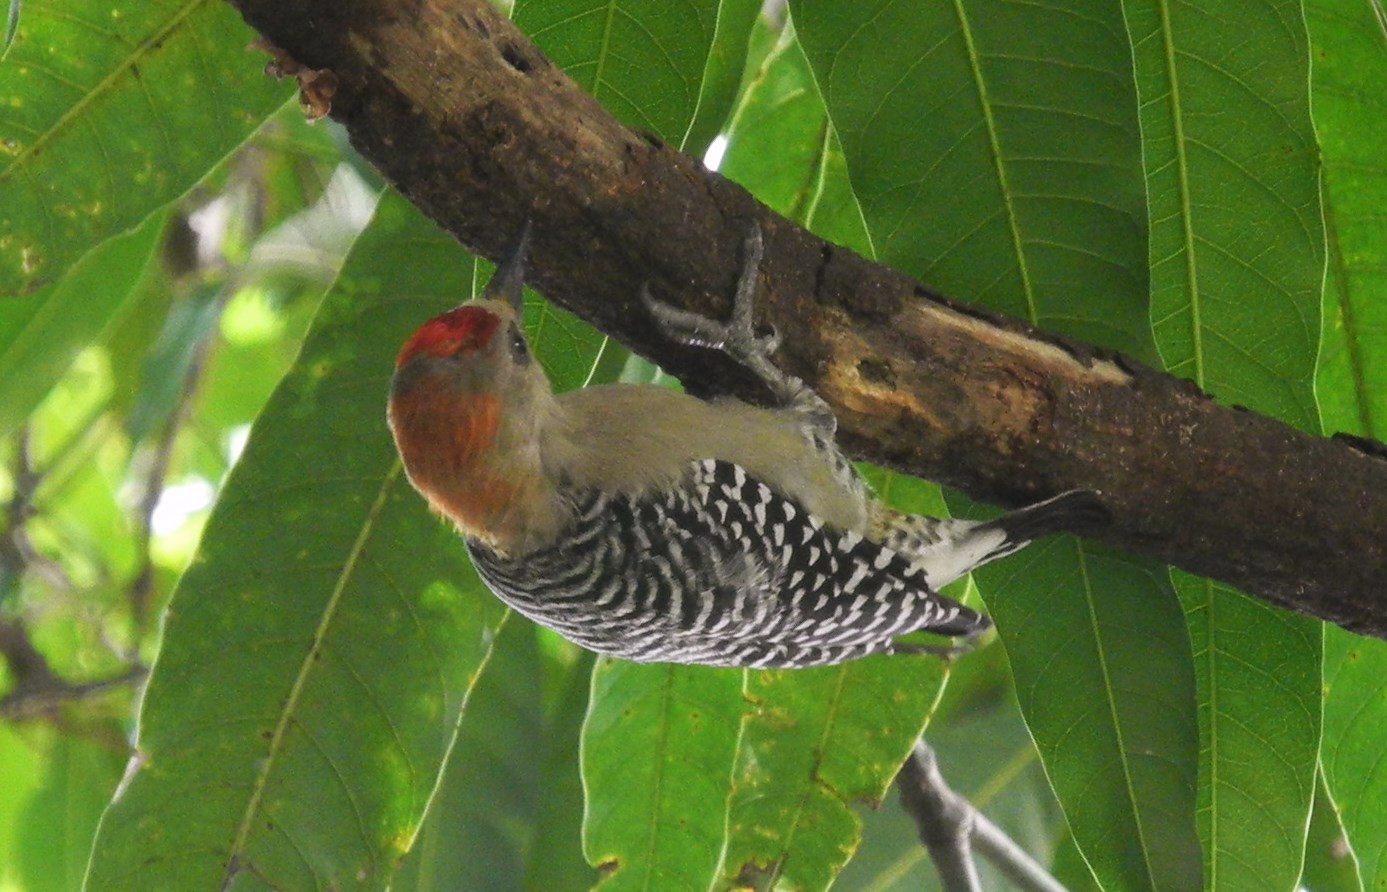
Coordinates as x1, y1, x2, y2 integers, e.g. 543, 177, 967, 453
391, 223, 544, 412
387, 225, 561, 546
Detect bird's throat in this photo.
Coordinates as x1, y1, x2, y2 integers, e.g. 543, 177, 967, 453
390, 387, 558, 555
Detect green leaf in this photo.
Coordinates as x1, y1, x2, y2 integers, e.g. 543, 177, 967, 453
523, 644, 598, 892
392, 613, 536, 890
514, 0, 754, 152
1050, 829, 1106, 892
527, 297, 624, 394
394, 618, 595, 891
1120, 4, 1325, 887
792, 0, 1157, 361
0, 723, 45, 889
18, 732, 125, 892
719, 657, 947, 891
0, 209, 166, 439
1322, 628, 1387, 889
581, 661, 745, 890
682, 0, 762, 157
2, 0, 18, 61
1123, 0, 1323, 429
84, 191, 509, 891
1300, 769, 1364, 892
720, 22, 870, 250
1174, 572, 1320, 892
0, 0, 289, 293
1307, 0, 1387, 439
981, 542, 1202, 891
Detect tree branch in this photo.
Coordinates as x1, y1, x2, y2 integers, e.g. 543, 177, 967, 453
897, 741, 1068, 892
224, 0, 1387, 638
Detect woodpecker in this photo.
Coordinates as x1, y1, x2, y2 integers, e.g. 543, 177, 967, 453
387, 225, 1105, 668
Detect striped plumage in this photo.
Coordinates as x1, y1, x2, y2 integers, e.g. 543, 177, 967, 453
470, 458, 988, 668
388, 225, 1105, 668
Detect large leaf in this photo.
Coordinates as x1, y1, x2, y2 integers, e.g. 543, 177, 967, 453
1322, 629, 1387, 889
0, 208, 166, 438
0, 725, 45, 890
0, 0, 289, 294
1173, 573, 1320, 892
582, 661, 746, 891
391, 613, 534, 890
18, 733, 126, 892
1121, 3, 1325, 888
720, 20, 869, 250
791, 0, 1157, 361
514, 0, 757, 154
522, 644, 598, 891
1300, 770, 1365, 892
718, 656, 949, 891
393, 618, 595, 891
1123, 0, 1322, 428
983, 541, 1201, 890
1308, 0, 1387, 439
682, 0, 762, 156
84, 191, 513, 891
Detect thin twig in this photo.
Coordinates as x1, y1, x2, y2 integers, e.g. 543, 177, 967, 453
127, 283, 229, 639
896, 740, 1068, 892
4, 430, 79, 601
0, 660, 149, 722
1, 430, 151, 726
128, 384, 194, 637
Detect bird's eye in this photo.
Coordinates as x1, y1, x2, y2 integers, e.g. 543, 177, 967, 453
509, 324, 530, 364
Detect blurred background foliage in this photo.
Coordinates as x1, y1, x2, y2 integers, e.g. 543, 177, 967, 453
0, 0, 1384, 890
0, 104, 379, 890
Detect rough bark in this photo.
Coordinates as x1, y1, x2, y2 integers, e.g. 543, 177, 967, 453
226, 0, 1387, 638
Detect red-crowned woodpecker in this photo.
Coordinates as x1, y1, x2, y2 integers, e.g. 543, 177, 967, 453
387, 225, 1105, 668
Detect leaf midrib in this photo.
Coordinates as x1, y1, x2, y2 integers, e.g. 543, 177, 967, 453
1079, 543, 1162, 890
1155, 0, 1204, 388
0, 0, 212, 185
221, 461, 405, 883
759, 667, 850, 888
952, 0, 1039, 326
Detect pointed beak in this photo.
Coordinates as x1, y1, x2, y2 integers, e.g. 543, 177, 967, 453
483, 221, 533, 315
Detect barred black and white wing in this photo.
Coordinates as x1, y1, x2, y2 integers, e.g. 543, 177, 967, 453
467, 459, 988, 669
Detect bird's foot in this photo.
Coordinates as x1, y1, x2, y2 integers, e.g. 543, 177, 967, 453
641, 223, 823, 419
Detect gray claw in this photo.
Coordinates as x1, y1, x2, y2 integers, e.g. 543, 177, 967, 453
641, 224, 771, 359
642, 222, 820, 415
640, 283, 729, 352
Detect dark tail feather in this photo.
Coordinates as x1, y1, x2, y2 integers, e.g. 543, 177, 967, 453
984, 489, 1109, 543
894, 604, 993, 659
894, 491, 1104, 654
928, 602, 993, 638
